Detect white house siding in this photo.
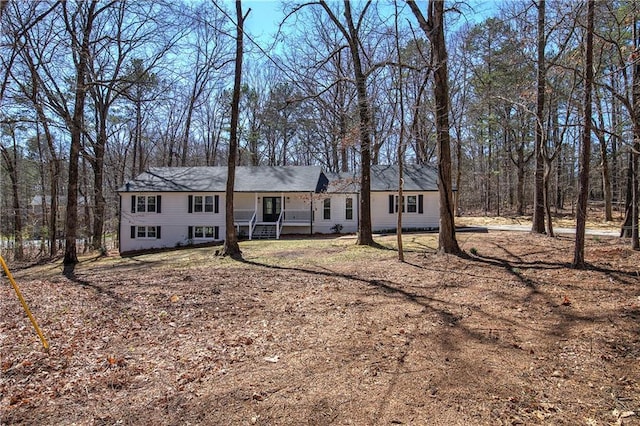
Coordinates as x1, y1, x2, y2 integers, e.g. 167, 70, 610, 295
120, 192, 225, 253
370, 191, 439, 232
233, 193, 256, 211
312, 193, 359, 234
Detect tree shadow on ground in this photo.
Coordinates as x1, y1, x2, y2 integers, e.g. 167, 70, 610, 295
62, 261, 123, 302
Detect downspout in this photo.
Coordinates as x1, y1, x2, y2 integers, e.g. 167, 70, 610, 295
310, 192, 313, 235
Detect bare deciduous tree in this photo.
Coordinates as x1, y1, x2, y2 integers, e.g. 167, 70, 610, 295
573, 0, 595, 268
408, 0, 461, 255
220, 0, 246, 259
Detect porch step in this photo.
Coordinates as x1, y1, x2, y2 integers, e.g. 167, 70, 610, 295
252, 224, 277, 239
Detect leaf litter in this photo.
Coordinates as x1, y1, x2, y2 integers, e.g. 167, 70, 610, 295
1, 232, 639, 425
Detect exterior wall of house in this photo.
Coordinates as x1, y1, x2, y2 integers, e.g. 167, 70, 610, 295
120, 192, 225, 253
312, 193, 359, 234
370, 191, 439, 232
119, 190, 440, 253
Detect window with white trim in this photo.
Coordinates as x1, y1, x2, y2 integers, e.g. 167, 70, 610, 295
407, 195, 417, 213
345, 197, 353, 220
194, 195, 214, 212
188, 195, 219, 213
323, 198, 331, 220
131, 226, 161, 239
188, 225, 219, 240
389, 194, 423, 214
195, 226, 214, 238
132, 195, 161, 213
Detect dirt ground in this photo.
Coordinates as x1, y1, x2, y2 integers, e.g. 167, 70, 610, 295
1, 230, 639, 425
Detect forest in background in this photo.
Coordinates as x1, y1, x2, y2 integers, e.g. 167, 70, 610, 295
0, 0, 636, 261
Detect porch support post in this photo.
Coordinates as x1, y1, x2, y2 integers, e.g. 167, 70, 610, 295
254, 193, 258, 216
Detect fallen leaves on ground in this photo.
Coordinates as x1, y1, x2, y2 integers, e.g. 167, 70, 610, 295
1, 232, 639, 425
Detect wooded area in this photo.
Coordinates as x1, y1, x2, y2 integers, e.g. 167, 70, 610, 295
0, 0, 638, 261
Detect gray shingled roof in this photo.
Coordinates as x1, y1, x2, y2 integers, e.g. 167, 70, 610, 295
325, 165, 439, 192
119, 166, 326, 193
370, 164, 439, 191
119, 164, 440, 193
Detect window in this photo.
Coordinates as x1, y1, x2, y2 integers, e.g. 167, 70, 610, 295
345, 197, 353, 220
194, 196, 203, 212
136, 197, 146, 213
132, 195, 161, 213
188, 195, 219, 213
389, 194, 423, 214
323, 198, 331, 220
131, 226, 161, 239
146, 226, 157, 238
407, 195, 417, 213
194, 226, 215, 238
188, 226, 219, 240
193, 195, 213, 212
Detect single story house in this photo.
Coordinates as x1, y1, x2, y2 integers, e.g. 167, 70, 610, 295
117, 164, 441, 253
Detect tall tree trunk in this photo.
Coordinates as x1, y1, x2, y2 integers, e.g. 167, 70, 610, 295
408, 0, 461, 255
136, 95, 144, 174
610, 70, 620, 209
516, 143, 525, 215
455, 131, 462, 216
395, 0, 405, 262
181, 84, 199, 166
28, 62, 60, 256
49, 158, 60, 257
344, 1, 374, 246
63, 1, 98, 266
318, 1, 374, 246
621, 153, 634, 237
532, 0, 546, 233
573, 0, 594, 268
595, 90, 613, 221
543, 159, 554, 236
91, 120, 107, 251
0, 136, 23, 261
221, 0, 245, 258
81, 158, 92, 253
632, 13, 640, 249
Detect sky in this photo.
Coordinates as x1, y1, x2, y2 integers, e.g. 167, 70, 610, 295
241, 0, 501, 45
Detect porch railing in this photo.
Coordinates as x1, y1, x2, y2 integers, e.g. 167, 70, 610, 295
234, 209, 255, 222
249, 211, 257, 240
282, 209, 311, 223
276, 210, 284, 239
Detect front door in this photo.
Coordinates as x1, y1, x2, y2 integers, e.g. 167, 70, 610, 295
263, 197, 281, 222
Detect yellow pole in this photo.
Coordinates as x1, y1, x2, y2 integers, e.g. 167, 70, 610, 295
0, 255, 49, 351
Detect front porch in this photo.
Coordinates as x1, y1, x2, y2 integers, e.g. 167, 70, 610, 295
233, 209, 312, 239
